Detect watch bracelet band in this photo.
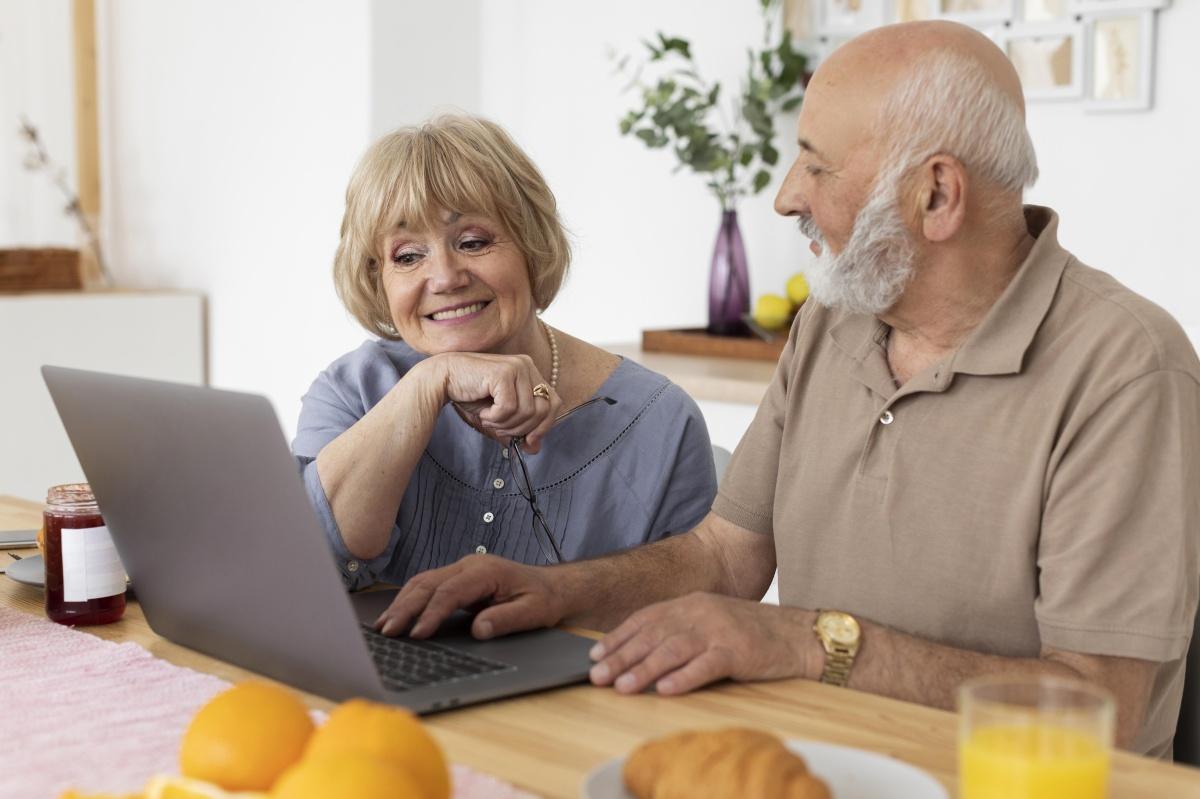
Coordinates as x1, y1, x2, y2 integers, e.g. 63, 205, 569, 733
820, 644, 855, 687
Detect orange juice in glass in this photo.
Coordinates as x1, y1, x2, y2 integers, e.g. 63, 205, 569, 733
959, 675, 1115, 799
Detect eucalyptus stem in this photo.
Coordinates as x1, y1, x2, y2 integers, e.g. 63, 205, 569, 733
613, 0, 807, 210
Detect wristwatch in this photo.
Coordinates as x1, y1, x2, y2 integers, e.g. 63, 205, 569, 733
812, 610, 862, 687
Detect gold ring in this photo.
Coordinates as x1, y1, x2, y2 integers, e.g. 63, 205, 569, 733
532, 383, 551, 400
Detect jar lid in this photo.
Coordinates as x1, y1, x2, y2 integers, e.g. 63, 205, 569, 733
46, 483, 96, 507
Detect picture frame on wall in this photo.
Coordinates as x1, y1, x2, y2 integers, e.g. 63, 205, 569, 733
1068, 0, 1169, 12
935, 0, 1016, 24
783, 0, 817, 40
1084, 9, 1155, 111
1001, 21, 1084, 100
893, 0, 937, 22
817, 0, 886, 35
1018, 0, 1071, 22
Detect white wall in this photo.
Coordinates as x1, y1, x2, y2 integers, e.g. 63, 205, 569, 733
478, 0, 796, 344
480, 0, 1200, 343
1023, 7, 1200, 329
99, 0, 373, 433
85, 0, 1200, 446
0, 0, 78, 247
369, 0, 480, 136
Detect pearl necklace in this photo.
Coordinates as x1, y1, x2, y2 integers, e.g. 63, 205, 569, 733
539, 318, 559, 389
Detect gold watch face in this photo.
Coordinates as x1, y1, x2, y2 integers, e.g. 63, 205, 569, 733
817, 611, 861, 646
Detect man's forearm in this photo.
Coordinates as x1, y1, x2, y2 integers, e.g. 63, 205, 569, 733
831, 617, 1152, 750
553, 530, 725, 631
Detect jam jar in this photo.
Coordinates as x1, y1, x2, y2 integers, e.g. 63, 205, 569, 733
43, 483, 126, 625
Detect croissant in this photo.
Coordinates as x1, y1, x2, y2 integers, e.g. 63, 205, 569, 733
623, 727, 832, 799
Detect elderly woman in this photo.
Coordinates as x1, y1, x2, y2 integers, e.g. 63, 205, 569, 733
294, 115, 717, 592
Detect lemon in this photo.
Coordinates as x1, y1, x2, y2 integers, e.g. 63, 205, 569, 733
143, 774, 268, 799
786, 272, 810, 307
753, 294, 793, 331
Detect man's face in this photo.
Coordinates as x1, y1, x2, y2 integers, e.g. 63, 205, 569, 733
775, 85, 917, 316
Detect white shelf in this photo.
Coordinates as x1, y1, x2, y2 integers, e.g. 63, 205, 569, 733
1, 290, 205, 501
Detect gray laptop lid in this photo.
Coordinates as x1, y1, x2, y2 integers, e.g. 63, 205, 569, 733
42, 365, 387, 703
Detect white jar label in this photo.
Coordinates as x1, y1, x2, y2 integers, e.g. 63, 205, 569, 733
61, 525, 125, 602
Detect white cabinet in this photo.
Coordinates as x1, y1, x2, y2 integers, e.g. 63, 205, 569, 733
0, 290, 205, 501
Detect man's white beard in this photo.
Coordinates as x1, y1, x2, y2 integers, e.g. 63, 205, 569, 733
797, 168, 917, 316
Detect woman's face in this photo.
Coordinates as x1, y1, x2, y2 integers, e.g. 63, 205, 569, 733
378, 209, 535, 355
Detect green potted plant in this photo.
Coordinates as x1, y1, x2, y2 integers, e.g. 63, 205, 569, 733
615, 0, 807, 335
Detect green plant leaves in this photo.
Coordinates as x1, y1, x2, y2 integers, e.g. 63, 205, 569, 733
753, 169, 772, 193
614, 1, 807, 203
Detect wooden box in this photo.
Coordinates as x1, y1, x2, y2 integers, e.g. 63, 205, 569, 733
0, 248, 83, 293
642, 327, 786, 362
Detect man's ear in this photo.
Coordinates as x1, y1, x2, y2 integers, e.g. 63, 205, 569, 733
915, 155, 967, 243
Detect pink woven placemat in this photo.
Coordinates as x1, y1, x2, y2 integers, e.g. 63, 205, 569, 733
0, 606, 537, 798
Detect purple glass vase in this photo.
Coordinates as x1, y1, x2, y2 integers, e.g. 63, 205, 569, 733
707, 208, 750, 336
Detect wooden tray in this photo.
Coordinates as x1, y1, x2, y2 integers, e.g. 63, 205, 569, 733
642, 327, 786, 362
0, 248, 83, 292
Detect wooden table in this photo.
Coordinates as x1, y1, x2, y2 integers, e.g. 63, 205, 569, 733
3, 495, 1198, 798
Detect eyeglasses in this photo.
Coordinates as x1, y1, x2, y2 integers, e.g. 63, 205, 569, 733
509, 396, 617, 563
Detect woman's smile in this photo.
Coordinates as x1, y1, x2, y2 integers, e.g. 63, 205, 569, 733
426, 299, 492, 324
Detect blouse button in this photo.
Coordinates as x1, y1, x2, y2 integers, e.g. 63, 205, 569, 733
346, 560, 360, 573
475, 545, 487, 554
879, 410, 895, 425
483, 511, 495, 523
493, 478, 505, 489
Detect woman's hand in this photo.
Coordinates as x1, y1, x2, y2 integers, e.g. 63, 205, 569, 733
416, 352, 562, 453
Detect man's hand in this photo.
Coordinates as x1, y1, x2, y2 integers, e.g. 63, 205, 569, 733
375, 554, 567, 640
588, 592, 817, 695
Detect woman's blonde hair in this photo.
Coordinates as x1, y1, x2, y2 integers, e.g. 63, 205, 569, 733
333, 115, 571, 339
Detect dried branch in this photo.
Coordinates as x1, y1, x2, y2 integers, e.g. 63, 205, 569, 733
18, 116, 113, 286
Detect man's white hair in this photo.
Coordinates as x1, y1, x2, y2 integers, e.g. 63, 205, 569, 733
874, 49, 1038, 193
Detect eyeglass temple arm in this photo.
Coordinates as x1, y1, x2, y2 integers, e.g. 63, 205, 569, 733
552, 395, 617, 424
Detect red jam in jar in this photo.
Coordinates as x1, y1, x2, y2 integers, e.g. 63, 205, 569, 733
43, 483, 126, 626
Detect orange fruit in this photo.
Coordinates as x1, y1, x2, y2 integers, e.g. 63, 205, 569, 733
271, 752, 424, 799
180, 682, 315, 791
143, 775, 269, 799
57, 791, 139, 799
304, 699, 449, 799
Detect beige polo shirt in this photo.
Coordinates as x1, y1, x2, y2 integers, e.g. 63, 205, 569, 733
713, 207, 1200, 757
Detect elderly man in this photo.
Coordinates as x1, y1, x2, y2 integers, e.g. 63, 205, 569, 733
375, 21, 1200, 755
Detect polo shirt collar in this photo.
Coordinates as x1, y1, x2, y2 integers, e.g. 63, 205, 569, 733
827, 205, 1068, 386
950, 206, 1069, 377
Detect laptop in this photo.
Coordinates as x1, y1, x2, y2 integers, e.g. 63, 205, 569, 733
42, 365, 594, 713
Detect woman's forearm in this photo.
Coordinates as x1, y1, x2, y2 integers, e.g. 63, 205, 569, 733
315, 358, 447, 559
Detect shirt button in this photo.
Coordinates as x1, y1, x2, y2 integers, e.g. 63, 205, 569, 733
483, 511, 495, 523
501, 447, 509, 459
346, 560, 359, 573
493, 478, 505, 489
475, 545, 487, 554
879, 410, 895, 425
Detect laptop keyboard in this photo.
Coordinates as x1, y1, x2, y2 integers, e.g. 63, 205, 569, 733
360, 624, 513, 693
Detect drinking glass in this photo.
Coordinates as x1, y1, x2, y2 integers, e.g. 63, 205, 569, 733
959, 674, 1114, 799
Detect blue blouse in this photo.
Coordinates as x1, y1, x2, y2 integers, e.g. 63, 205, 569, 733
293, 339, 718, 589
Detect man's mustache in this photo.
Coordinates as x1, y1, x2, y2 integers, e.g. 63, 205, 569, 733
796, 214, 824, 244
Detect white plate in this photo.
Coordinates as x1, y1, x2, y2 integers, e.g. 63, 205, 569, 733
581, 738, 949, 799
3, 554, 130, 592
4, 553, 44, 587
